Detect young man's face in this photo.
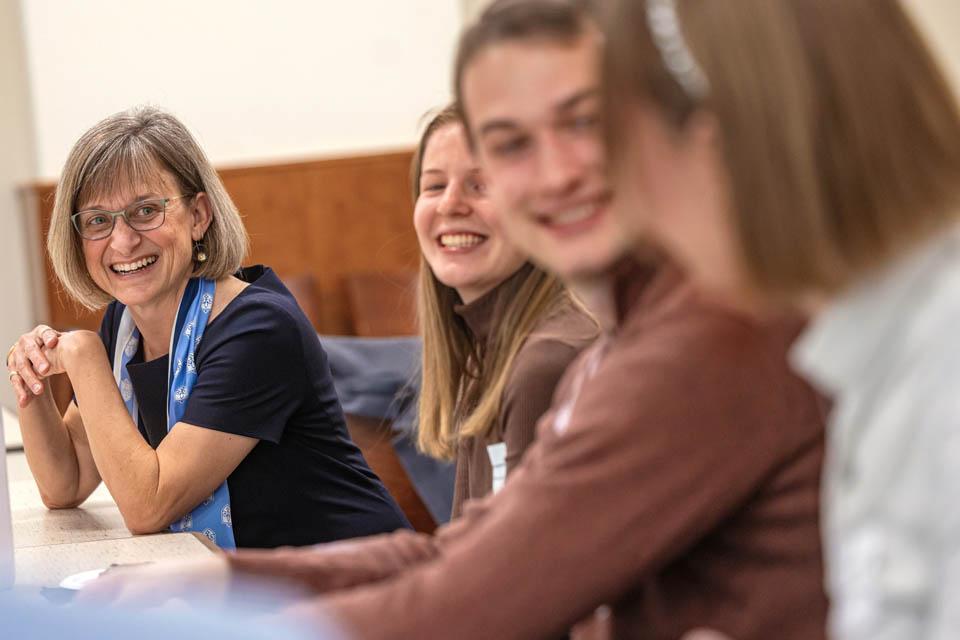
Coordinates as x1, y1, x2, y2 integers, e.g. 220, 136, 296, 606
461, 31, 627, 283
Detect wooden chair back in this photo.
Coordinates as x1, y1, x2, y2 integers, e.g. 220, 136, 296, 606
281, 272, 322, 329
345, 414, 437, 534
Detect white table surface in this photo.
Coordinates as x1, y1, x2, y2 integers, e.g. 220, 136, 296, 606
10, 474, 217, 586
11, 480, 129, 549
15, 531, 216, 587
6, 448, 216, 587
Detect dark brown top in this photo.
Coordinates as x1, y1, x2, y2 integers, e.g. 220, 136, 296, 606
229, 260, 828, 640
451, 269, 598, 518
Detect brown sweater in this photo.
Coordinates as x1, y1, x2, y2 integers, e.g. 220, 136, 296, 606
451, 272, 598, 518
230, 261, 828, 640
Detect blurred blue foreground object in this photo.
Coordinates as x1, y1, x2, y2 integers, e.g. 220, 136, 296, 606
0, 588, 341, 640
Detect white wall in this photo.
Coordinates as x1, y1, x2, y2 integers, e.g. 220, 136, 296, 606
0, 0, 38, 409
461, 0, 490, 22
904, 0, 960, 95
21, 0, 462, 178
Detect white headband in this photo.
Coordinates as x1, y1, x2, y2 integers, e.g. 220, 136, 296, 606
646, 0, 709, 100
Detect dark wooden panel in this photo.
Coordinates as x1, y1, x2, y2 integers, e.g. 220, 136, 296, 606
345, 270, 418, 337
302, 155, 421, 333
30, 185, 101, 331
222, 166, 313, 277
27, 150, 420, 335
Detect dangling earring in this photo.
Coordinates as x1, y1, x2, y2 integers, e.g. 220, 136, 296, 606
193, 240, 208, 264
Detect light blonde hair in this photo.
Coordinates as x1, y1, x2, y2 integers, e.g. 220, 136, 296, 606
412, 105, 575, 460
602, 0, 960, 300
47, 106, 249, 309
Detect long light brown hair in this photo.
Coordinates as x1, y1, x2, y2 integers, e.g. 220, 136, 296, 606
601, 0, 960, 301
413, 104, 572, 460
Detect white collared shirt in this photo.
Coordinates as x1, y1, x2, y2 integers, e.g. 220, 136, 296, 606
792, 226, 960, 640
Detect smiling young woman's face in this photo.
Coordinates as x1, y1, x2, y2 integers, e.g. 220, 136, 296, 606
413, 122, 527, 303
79, 167, 208, 313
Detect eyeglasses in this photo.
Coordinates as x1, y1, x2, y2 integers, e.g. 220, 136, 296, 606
71, 194, 193, 240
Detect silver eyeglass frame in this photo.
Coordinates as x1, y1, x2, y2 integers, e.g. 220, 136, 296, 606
71, 194, 194, 240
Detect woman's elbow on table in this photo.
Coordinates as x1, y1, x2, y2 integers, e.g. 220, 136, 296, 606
119, 500, 186, 536
122, 510, 172, 536
39, 492, 85, 511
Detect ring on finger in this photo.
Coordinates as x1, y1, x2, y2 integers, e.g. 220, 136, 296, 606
8, 371, 18, 380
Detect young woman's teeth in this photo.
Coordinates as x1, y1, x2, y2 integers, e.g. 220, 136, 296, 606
112, 256, 157, 273
553, 206, 594, 225
440, 234, 484, 249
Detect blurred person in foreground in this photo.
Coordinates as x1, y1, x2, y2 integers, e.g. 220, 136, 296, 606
600, 0, 960, 638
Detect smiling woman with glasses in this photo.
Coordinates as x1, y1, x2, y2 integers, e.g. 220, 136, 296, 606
6, 106, 410, 549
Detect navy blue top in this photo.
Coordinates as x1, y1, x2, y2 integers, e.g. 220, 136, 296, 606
98, 265, 410, 548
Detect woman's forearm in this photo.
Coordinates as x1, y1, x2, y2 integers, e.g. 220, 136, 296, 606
51, 331, 255, 535
19, 387, 88, 508
61, 332, 167, 531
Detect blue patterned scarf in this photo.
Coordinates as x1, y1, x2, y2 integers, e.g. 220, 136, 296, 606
112, 278, 236, 549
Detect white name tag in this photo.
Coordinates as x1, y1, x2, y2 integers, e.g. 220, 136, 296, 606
487, 442, 508, 494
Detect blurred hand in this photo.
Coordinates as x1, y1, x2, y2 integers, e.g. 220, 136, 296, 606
77, 556, 233, 609
7, 325, 61, 408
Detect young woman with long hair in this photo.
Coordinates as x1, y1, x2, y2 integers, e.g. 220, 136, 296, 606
411, 104, 597, 516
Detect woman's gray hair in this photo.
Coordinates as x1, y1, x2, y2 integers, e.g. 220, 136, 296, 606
47, 105, 249, 309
